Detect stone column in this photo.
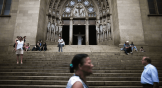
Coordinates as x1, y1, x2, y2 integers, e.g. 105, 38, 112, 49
69, 18, 73, 45
86, 19, 89, 45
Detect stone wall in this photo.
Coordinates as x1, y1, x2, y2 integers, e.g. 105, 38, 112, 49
36, 0, 48, 43
13, 0, 41, 45
111, 0, 120, 46
0, 0, 19, 54
139, 0, 162, 52
117, 0, 145, 45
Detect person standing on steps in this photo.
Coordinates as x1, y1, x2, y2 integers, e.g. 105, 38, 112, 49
66, 54, 94, 88
141, 57, 159, 88
58, 36, 64, 52
15, 36, 25, 64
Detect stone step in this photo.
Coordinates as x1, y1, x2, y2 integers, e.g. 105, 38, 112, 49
0, 66, 162, 70
0, 85, 152, 88
1, 64, 161, 68
0, 72, 162, 77
3, 52, 162, 56
0, 76, 162, 81
0, 80, 162, 86
0, 61, 161, 66
2, 57, 162, 61
2, 55, 162, 59
0, 69, 147, 73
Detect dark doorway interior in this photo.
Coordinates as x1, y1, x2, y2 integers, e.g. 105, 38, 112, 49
73, 25, 85, 45
62, 26, 69, 45
89, 25, 97, 45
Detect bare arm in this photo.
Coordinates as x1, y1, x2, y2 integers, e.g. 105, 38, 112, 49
153, 82, 159, 88
72, 81, 84, 88
15, 38, 18, 43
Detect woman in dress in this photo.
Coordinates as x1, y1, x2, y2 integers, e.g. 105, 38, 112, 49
15, 36, 25, 64
66, 54, 94, 88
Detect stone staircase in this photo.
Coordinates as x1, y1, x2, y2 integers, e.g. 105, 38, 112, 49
0, 47, 162, 88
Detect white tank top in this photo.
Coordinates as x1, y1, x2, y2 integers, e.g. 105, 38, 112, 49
16, 41, 24, 50
66, 75, 88, 88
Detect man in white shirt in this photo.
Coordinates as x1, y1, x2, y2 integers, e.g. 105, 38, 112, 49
141, 57, 159, 88
58, 36, 64, 52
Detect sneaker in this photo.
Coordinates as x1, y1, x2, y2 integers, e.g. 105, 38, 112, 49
130, 52, 133, 53
127, 53, 129, 55
17, 62, 19, 64
21, 62, 23, 64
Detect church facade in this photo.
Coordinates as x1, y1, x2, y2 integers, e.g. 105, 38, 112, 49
0, 0, 162, 53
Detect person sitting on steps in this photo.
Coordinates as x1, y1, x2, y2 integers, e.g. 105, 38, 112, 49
140, 47, 145, 52
41, 42, 47, 51
25, 43, 30, 51
32, 43, 41, 51
130, 42, 138, 52
121, 42, 126, 51
124, 41, 132, 55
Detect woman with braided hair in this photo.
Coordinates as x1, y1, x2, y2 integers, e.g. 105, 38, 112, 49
66, 54, 94, 88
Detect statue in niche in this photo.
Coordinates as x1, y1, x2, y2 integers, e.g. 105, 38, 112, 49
55, 23, 59, 41
100, 25, 103, 42
47, 22, 51, 41
96, 20, 101, 44
73, 4, 85, 17
51, 23, 55, 41
103, 23, 107, 41
74, 32, 85, 45
80, 9, 85, 17
107, 22, 111, 40
58, 20, 63, 36
96, 21, 100, 33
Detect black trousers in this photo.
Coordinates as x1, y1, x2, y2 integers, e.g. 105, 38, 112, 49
143, 84, 153, 88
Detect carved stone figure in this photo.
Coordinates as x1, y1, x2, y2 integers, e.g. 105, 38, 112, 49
47, 22, 51, 41
107, 22, 111, 40
51, 23, 55, 41
73, 4, 85, 17
103, 24, 107, 41
96, 20, 100, 44
58, 20, 63, 36
100, 25, 103, 42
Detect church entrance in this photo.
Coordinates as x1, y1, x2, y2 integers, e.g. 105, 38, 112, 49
89, 25, 97, 45
73, 25, 85, 45
62, 26, 69, 45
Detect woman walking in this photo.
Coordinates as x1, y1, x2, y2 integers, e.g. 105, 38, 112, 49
66, 54, 94, 88
15, 36, 24, 64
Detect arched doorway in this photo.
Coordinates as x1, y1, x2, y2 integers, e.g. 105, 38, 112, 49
46, 0, 112, 45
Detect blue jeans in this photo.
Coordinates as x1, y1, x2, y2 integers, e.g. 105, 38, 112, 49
58, 44, 63, 52
131, 46, 137, 51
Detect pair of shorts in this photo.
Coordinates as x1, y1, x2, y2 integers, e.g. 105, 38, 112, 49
16, 49, 23, 54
